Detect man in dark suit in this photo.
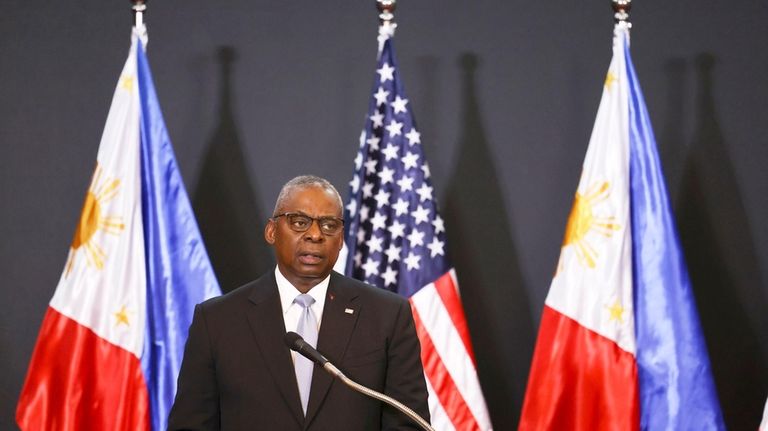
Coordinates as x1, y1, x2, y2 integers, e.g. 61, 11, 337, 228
168, 175, 430, 430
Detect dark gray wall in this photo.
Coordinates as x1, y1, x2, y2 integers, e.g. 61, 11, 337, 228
1, 1, 766, 429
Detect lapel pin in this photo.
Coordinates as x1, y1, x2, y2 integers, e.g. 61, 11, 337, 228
344, 308, 354, 315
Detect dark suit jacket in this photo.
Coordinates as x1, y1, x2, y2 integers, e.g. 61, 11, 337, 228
168, 271, 430, 430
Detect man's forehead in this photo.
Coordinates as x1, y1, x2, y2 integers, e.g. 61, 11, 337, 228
281, 185, 341, 212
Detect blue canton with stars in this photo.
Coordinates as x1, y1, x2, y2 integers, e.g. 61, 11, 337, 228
344, 37, 451, 298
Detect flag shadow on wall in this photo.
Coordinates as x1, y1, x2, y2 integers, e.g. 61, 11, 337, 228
659, 58, 687, 198
674, 53, 768, 430
444, 53, 534, 430
193, 47, 274, 293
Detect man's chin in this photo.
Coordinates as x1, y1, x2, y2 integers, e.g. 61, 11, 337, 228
291, 265, 332, 281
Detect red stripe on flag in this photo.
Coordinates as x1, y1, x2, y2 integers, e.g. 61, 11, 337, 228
16, 307, 150, 431
433, 271, 477, 364
519, 306, 639, 431
410, 301, 481, 431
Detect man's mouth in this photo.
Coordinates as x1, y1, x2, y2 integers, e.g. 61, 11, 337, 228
298, 252, 323, 265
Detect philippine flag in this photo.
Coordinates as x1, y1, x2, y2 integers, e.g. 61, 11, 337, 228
518, 22, 725, 430
16, 29, 221, 431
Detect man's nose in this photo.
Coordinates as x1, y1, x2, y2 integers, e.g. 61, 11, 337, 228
303, 219, 324, 240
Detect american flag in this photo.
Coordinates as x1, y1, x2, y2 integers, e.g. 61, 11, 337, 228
341, 25, 492, 431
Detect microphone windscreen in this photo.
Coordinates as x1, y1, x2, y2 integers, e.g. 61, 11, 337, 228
284, 331, 303, 351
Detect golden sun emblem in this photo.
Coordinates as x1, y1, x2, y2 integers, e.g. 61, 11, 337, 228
65, 164, 125, 276
560, 181, 621, 269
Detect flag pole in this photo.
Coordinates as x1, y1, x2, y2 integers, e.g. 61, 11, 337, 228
376, 0, 397, 54
131, 0, 147, 29
131, 0, 148, 44
377, 0, 396, 24
612, 0, 632, 26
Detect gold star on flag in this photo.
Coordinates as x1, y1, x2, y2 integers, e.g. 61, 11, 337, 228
114, 305, 130, 326
606, 300, 626, 323
604, 72, 618, 89
119, 75, 134, 91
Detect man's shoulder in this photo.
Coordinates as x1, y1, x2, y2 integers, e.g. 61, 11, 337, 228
330, 271, 407, 306
199, 271, 275, 311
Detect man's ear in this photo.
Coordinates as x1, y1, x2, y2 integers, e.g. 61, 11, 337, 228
264, 219, 276, 245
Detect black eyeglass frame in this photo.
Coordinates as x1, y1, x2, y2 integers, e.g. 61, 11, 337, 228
271, 212, 345, 236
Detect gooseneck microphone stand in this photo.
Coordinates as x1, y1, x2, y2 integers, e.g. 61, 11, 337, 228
285, 332, 435, 431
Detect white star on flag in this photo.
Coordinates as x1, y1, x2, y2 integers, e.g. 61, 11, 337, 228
405, 128, 421, 145
396, 175, 414, 192
385, 243, 402, 262
432, 215, 445, 234
406, 229, 425, 247
421, 163, 431, 178
364, 160, 378, 175
366, 136, 381, 151
392, 96, 409, 114
359, 206, 370, 222
388, 220, 406, 239
382, 143, 399, 161
378, 166, 395, 185
381, 266, 398, 286
377, 62, 395, 82
370, 212, 388, 231
402, 152, 419, 170
346, 200, 357, 217
416, 183, 433, 202
362, 182, 374, 198
362, 258, 380, 278
427, 237, 445, 258
412, 205, 430, 225
370, 112, 384, 128
373, 189, 390, 207
349, 175, 360, 193
365, 235, 383, 253
385, 119, 403, 137
392, 199, 410, 216
358, 131, 366, 149
374, 87, 389, 106
403, 252, 421, 271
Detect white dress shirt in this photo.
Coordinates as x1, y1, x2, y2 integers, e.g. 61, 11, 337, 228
274, 266, 329, 362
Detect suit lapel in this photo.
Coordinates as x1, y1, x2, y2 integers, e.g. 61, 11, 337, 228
245, 274, 305, 425
304, 272, 360, 426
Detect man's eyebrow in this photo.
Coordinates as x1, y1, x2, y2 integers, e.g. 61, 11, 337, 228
288, 211, 341, 218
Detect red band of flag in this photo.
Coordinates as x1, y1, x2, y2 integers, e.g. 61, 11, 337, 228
16, 307, 150, 431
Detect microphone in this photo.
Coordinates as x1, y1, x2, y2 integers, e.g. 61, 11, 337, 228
284, 331, 330, 367
283, 332, 434, 431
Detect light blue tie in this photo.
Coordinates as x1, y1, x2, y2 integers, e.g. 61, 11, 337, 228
293, 293, 317, 415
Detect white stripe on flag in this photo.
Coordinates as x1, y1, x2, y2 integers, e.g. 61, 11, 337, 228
425, 374, 456, 431
412, 283, 492, 429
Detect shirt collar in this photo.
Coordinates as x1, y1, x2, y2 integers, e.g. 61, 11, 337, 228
274, 266, 330, 315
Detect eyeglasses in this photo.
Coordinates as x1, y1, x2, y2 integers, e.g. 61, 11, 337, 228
272, 212, 345, 236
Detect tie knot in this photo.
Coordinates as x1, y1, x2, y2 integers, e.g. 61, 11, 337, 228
294, 293, 315, 308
